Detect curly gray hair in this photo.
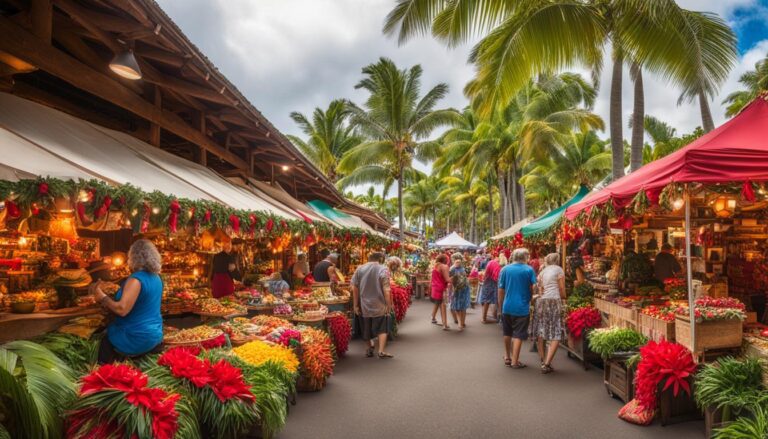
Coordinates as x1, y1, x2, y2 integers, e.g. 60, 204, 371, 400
128, 239, 162, 273
512, 248, 530, 263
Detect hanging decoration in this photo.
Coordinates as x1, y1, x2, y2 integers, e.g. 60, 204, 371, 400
168, 199, 181, 233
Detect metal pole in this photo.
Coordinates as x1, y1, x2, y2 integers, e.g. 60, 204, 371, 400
684, 186, 696, 356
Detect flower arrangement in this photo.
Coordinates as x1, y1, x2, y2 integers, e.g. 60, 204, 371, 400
145, 346, 257, 438
671, 296, 747, 322
266, 327, 302, 348
326, 312, 352, 356
67, 363, 197, 439
566, 306, 602, 338
695, 296, 746, 311
663, 278, 687, 300
298, 326, 335, 390
273, 304, 293, 316
200, 333, 227, 349
233, 340, 300, 373
634, 340, 697, 412
390, 284, 411, 323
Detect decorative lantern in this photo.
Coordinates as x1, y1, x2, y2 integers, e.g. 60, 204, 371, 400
49, 214, 78, 240
712, 195, 736, 218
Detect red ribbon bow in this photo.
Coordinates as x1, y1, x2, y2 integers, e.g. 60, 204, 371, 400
168, 199, 181, 233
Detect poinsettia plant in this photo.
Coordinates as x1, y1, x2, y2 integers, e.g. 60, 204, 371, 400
634, 340, 697, 411
566, 306, 602, 338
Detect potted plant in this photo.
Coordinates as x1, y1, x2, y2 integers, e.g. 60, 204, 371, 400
588, 327, 647, 402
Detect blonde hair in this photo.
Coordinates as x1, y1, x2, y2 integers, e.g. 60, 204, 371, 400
545, 253, 560, 266
128, 239, 162, 273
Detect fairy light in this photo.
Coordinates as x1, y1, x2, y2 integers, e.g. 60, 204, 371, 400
672, 198, 684, 210
151, 206, 160, 215
78, 190, 89, 202
131, 209, 138, 216
18, 236, 27, 247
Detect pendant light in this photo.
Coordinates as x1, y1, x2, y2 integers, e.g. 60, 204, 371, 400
109, 50, 142, 80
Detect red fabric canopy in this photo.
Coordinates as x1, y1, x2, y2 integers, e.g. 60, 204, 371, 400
566, 95, 768, 219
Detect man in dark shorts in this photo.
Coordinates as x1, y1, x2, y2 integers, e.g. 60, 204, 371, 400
351, 252, 393, 358
498, 248, 537, 369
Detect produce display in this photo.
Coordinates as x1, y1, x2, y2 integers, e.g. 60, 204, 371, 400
164, 325, 223, 345
671, 296, 747, 322
326, 312, 352, 356
273, 304, 293, 316
233, 340, 300, 373
587, 327, 647, 359
566, 306, 602, 338
640, 304, 676, 322
293, 303, 329, 320
195, 297, 247, 316
663, 278, 687, 300
266, 327, 302, 347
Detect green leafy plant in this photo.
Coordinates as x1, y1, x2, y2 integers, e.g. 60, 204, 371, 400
695, 357, 765, 422
714, 403, 768, 439
572, 283, 595, 298
587, 327, 647, 359
0, 340, 76, 438
33, 333, 98, 377
567, 294, 593, 311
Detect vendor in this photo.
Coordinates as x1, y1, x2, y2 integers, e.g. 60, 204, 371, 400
266, 272, 290, 297
313, 251, 338, 282
291, 252, 310, 287
211, 239, 241, 298
654, 243, 682, 283
91, 239, 163, 364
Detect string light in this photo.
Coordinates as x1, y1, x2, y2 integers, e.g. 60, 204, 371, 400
672, 198, 684, 210
131, 209, 138, 216
18, 236, 27, 247
78, 190, 90, 202
151, 207, 160, 215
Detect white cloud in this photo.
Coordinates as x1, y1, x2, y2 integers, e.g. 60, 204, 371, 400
157, 0, 767, 196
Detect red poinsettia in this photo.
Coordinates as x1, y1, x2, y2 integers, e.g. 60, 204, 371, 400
565, 306, 601, 338
208, 359, 255, 403
635, 340, 696, 411
201, 333, 227, 349
158, 347, 212, 388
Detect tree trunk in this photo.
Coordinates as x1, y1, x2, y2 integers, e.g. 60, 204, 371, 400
397, 171, 404, 241
470, 200, 477, 244
507, 169, 515, 224
699, 90, 715, 132
509, 166, 519, 223
610, 53, 625, 180
630, 63, 644, 172
487, 176, 494, 238
497, 168, 508, 229
517, 180, 526, 220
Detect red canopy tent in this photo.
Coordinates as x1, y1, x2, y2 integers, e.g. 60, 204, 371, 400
565, 94, 768, 220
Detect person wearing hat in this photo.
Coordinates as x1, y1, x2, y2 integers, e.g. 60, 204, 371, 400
211, 239, 241, 298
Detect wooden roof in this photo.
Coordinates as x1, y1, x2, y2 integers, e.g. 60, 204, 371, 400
0, 0, 391, 230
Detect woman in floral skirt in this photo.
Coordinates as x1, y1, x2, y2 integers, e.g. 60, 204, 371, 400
449, 254, 471, 331
529, 252, 566, 374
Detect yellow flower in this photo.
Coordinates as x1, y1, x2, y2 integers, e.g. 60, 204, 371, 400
233, 340, 299, 373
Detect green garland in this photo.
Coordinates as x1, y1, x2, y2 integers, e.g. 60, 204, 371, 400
0, 177, 392, 247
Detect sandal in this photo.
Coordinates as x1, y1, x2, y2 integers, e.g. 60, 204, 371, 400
510, 362, 527, 369
504, 357, 512, 367
442, 326, 451, 331
431, 319, 438, 325
541, 364, 553, 374
365, 347, 374, 358
378, 352, 394, 359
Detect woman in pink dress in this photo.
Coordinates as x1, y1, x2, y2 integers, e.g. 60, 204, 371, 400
430, 254, 452, 330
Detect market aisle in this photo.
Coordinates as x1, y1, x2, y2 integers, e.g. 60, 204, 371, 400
279, 299, 703, 439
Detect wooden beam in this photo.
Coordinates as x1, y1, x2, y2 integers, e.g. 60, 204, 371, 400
149, 84, 161, 146
133, 44, 186, 68
30, 0, 53, 43
107, 0, 153, 27
0, 15, 248, 170
218, 108, 256, 128
54, 0, 122, 52
140, 63, 232, 105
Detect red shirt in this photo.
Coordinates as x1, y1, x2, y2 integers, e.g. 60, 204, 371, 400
485, 259, 501, 282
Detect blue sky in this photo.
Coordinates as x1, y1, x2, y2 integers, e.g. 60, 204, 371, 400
732, 0, 768, 53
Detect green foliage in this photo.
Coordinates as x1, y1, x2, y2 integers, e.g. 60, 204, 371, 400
714, 404, 768, 439
33, 332, 98, 377
566, 294, 593, 311
587, 327, 647, 359
723, 54, 768, 117
0, 340, 76, 438
572, 283, 594, 298
695, 357, 766, 419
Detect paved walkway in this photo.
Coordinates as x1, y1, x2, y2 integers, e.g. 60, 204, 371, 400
279, 299, 703, 439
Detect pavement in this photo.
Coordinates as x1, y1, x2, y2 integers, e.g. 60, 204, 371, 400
279, 299, 704, 439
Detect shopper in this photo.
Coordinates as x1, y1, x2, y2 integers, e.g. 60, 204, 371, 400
91, 239, 163, 364
449, 253, 471, 331
480, 253, 506, 323
351, 252, 394, 358
430, 254, 452, 330
498, 248, 537, 369
529, 253, 566, 374
266, 272, 291, 298
654, 243, 682, 283
211, 239, 240, 298
291, 252, 310, 288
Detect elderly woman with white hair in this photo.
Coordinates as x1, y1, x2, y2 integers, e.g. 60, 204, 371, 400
529, 252, 566, 374
91, 239, 164, 364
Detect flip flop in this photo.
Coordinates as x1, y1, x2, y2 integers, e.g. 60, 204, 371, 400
365, 347, 374, 358
431, 319, 438, 325
511, 362, 527, 369
378, 352, 394, 359
442, 326, 451, 331
541, 364, 553, 374
504, 357, 512, 367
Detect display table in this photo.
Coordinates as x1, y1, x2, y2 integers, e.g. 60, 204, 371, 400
594, 298, 638, 329
0, 306, 102, 343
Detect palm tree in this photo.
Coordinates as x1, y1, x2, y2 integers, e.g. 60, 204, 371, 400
384, 0, 736, 179
337, 57, 459, 240
404, 176, 439, 244
287, 100, 360, 182
438, 174, 486, 243
637, 115, 704, 164
722, 54, 768, 117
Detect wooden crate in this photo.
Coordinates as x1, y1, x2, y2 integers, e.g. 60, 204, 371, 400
658, 378, 702, 426
594, 298, 638, 329
675, 316, 743, 353
638, 313, 675, 342
603, 357, 635, 403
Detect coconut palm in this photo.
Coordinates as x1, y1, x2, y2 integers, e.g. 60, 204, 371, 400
337, 57, 459, 240
722, 54, 768, 117
404, 176, 439, 243
0, 340, 76, 438
287, 99, 360, 182
384, 0, 736, 179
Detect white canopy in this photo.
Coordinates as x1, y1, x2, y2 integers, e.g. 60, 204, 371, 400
433, 232, 477, 248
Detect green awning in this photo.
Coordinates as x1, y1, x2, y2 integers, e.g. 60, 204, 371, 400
307, 200, 351, 220
521, 185, 590, 237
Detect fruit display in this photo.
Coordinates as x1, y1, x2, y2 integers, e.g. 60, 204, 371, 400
663, 278, 687, 300
294, 304, 328, 320
218, 318, 261, 341
164, 325, 223, 345
195, 297, 247, 316
670, 296, 747, 322
233, 340, 300, 373
265, 327, 302, 347
640, 304, 676, 322
53, 268, 92, 287
273, 304, 293, 316
311, 286, 333, 301
58, 314, 105, 339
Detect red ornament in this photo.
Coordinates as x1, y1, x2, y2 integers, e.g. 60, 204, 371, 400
37, 182, 49, 196
168, 199, 181, 233
280, 219, 288, 230
229, 214, 240, 233
742, 180, 756, 202
75, 202, 90, 225
94, 195, 112, 219
265, 218, 274, 232
204, 209, 212, 224
5, 200, 20, 219
249, 214, 258, 236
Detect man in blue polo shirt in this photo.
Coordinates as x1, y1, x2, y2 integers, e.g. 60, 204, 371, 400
498, 248, 537, 369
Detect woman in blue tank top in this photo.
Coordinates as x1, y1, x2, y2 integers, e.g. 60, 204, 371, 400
91, 239, 164, 363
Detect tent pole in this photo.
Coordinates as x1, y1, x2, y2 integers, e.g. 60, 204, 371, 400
684, 185, 696, 358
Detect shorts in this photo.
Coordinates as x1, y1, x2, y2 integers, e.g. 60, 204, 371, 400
502, 314, 529, 339
430, 297, 443, 304
362, 315, 389, 340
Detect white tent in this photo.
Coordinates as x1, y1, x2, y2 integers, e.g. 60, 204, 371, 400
433, 232, 477, 249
